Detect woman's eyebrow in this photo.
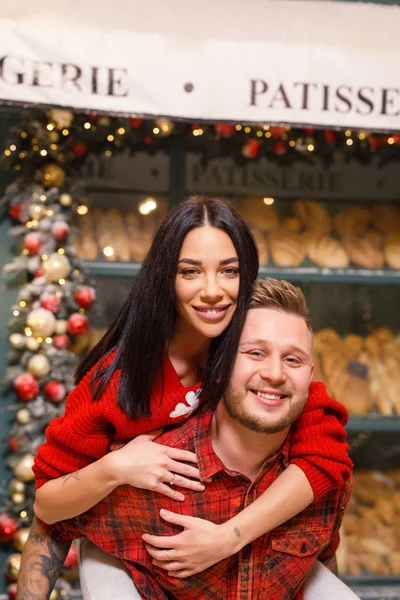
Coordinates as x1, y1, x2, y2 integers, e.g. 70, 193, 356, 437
178, 257, 239, 265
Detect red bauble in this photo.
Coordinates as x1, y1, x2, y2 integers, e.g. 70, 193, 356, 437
8, 438, 20, 454
130, 118, 143, 129
143, 135, 153, 145
215, 124, 235, 138
53, 334, 70, 349
324, 130, 336, 145
14, 373, 39, 401
34, 267, 45, 278
273, 140, 287, 156
74, 286, 96, 308
40, 294, 61, 314
303, 127, 316, 135
0, 515, 18, 543
269, 126, 286, 138
43, 381, 66, 404
369, 136, 380, 150
72, 141, 88, 158
63, 545, 78, 568
51, 221, 69, 241
7, 583, 17, 599
24, 233, 42, 255
9, 204, 23, 222
88, 112, 98, 121
67, 313, 89, 335
242, 140, 260, 158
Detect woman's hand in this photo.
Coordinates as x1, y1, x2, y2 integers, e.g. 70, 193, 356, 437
106, 431, 205, 502
142, 509, 237, 578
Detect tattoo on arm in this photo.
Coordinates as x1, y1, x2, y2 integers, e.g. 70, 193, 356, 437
16, 518, 71, 600
61, 471, 80, 486
234, 527, 241, 538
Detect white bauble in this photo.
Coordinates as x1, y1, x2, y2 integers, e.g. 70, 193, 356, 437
9, 334, 25, 349
26, 308, 56, 338
26, 337, 40, 352
14, 454, 35, 482
27, 354, 51, 378
43, 253, 71, 282
55, 320, 68, 335
16, 409, 31, 425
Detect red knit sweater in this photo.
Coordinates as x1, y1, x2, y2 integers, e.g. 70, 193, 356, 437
33, 356, 352, 501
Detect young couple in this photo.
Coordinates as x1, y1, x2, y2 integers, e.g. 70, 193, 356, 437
17, 198, 356, 599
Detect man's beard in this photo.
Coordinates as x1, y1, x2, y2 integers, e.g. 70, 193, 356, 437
223, 385, 308, 434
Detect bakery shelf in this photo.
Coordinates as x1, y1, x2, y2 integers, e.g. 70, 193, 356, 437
83, 261, 142, 277
346, 415, 400, 432
258, 266, 400, 284
83, 261, 400, 283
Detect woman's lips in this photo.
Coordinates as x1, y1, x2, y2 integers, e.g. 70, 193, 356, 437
193, 305, 231, 322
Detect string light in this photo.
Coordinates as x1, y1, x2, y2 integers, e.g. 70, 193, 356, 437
13, 310, 20, 317
107, 134, 114, 142
58, 248, 65, 254
24, 328, 32, 336
346, 139, 354, 146
77, 205, 88, 215
388, 137, 395, 145
263, 197, 275, 205
235, 125, 242, 131
46, 123, 54, 131
40, 150, 47, 156
103, 246, 114, 257
62, 129, 69, 136
58, 279, 65, 285
84, 122, 91, 129
153, 127, 160, 135
19, 301, 26, 308
139, 198, 157, 215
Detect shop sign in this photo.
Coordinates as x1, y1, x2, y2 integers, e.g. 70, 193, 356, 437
1, 1, 400, 130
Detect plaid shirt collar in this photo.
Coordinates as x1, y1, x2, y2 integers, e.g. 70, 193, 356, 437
193, 407, 291, 481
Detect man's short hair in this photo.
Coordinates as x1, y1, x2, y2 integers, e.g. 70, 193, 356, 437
249, 278, 312, 333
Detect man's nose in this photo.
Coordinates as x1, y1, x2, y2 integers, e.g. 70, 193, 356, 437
200, 275, 223, 302
259, 357, 286, 385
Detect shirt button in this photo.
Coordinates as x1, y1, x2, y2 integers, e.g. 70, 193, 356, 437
301, 542, 307, 554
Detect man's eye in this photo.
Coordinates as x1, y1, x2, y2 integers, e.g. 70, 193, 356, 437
285, 357, 301, 365
249, 351, 264, 358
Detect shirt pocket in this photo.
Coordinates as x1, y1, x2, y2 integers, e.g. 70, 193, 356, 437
271, 527, 331, 557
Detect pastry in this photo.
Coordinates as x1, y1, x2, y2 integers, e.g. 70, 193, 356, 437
242, 198, 280, 232
343, 237, 384, 269
334, 206, 371, 238
384, 233, 400, 269
293, 200, 331, 234
268, 229, 305, 267
372, 204, 400, 234
282, 217, 302, 233
306, 234, 349, 268
251, 229, 268, 265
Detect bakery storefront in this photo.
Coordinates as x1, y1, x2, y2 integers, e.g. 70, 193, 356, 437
1, 0, 400, 598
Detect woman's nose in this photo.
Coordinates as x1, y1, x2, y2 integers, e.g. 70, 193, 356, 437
200, 275, 223, 301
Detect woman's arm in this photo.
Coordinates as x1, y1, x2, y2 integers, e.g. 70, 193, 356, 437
16, 518, 70, 600
144, 464, 313, 576
35, 433, 203, 524
144, 384, 352, 577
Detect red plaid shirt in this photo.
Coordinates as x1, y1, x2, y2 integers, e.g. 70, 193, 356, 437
57, 408, 352, 600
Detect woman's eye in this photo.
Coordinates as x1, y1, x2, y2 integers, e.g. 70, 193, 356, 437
180, 268, 199, 277
222, 267, 240, 277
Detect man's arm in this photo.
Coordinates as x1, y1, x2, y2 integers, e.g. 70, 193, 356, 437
16, 518, 71, 600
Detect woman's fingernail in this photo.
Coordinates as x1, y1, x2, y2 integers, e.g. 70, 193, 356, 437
197, 484, 205, 490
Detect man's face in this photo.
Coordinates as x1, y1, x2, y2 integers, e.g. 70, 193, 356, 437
224, 307, 314, 434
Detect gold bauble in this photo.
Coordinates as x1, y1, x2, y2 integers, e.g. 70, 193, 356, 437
5, 553, 21, 581
14, 454, 35, 483
42, 164, 66, 189
26, 308, 56, 337
9, 479, 26, 495
16, 408, 31, 425
49, 589, 59, 600
49, 109, 73, 129
13, 528, 30, 552
9, 333, 25, 349
27, 354, 51, 378
11, 492, 25, 505
26, 337, 40, 352
59, 193, 72, 207
43, 253, 71, 282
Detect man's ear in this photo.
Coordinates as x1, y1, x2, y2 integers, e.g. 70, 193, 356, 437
309, 363, 314, 384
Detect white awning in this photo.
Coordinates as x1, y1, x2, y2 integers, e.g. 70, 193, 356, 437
0, 0, 400, 130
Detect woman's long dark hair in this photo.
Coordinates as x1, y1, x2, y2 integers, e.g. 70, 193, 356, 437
75, 198, 259, 418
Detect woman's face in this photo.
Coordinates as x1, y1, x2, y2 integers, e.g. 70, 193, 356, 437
175, 225, 240, 340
